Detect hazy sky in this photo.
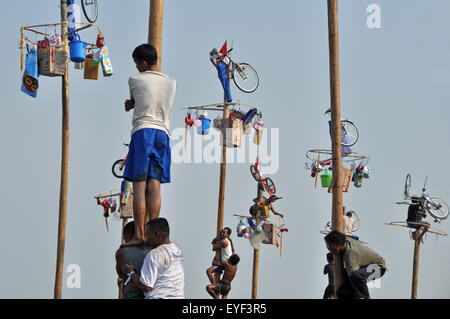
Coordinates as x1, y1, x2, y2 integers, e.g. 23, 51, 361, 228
1, 0, 450, 299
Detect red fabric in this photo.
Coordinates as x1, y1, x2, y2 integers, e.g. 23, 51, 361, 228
219, 41, 227, 56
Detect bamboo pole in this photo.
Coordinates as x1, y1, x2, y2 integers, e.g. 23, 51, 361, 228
143, 0, 164, 225
211, 99, 229, 285
217, 101, 229, 234
411, 227, 427, 299
148, 0, 164, 71
327, 0, 345, 296
251, 183, 264, 299
54, 0, 70, 299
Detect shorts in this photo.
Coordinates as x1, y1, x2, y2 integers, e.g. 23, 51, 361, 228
212, 265, 225, 274
123, 128, 171, 183
214, 280, 231, 296
123, 292, 145, 299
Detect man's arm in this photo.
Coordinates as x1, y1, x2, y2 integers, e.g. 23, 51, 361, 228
125, 77, 135, 111
122, 263, 153, 293
115, 249, 124, 278
212, 239, 228, 251
129, 273, 153, 293
124, 99, 135, 112
270, 205, 284, 218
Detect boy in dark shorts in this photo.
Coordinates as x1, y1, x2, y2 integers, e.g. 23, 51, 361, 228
122, 44, 177, 246
206, 254, 240, 299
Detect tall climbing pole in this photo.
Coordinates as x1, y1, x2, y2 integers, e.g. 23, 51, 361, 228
54, 0, 70, 299
411, 227, 427, 299
145, 0, 164, 224
217, 100, 229, 235
327, 0, 345, 295
148, 0, 164, 73
251, 183, 264, 299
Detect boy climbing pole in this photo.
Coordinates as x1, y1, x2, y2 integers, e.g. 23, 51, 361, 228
206, 254, 240, 299
206, 227, 235, 285
122, 44, 177, 247
249, 195, 284, 220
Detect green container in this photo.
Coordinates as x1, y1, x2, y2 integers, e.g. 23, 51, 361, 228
320, 169, 332, 188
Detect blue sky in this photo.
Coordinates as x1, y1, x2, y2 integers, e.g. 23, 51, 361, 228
1, 0, 450, 298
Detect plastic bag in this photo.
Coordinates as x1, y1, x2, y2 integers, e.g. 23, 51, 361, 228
21, 46, 39, 98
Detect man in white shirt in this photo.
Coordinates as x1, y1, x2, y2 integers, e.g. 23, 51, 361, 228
343, 211, 355, 236
123, 218, 184, 299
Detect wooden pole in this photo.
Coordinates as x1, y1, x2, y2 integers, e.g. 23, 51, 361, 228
251, 183, 264, 299
327, 0, 345, 296
54, 0, 70, 299
144, 0, 164, 224
251, 247, 260, 299
148, 0, 164, 71
411, 227, 427, 299
217, 101, 229, 235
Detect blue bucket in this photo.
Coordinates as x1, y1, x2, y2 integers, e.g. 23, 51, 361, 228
198, 118, 211, 135
69, 36, 87, 63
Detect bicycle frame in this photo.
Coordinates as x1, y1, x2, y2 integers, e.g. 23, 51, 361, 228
398, 174, 448, 222
251, 158, 276, 196
222, 49, 243, 80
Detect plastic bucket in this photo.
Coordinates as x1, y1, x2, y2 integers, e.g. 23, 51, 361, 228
69, 39, 87, 63
320, 170, 332, 188
198, 118, 211, 135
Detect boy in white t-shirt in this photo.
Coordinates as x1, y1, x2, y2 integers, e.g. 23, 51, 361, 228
122, 44, 177, 246
123, 218, 185, 299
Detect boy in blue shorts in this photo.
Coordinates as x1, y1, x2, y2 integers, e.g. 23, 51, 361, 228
122, 43, 176, 246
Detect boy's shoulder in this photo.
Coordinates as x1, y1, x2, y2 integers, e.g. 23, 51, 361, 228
129, 72, 176, 88
129, 71, 173, 81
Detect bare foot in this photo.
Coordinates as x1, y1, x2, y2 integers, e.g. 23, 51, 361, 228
121, 237, 145, 247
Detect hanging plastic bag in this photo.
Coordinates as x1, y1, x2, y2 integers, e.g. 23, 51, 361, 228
253, 120, 264, 145
84, 53, 99, 80
320, 168, 332, 188
21, 45, 39, 98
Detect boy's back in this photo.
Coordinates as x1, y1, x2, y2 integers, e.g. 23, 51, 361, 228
129, 71, 176, 137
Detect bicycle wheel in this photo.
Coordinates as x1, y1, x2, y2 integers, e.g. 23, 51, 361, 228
426, 197, 450, 220
81, 0, 98, 23
250, 165, 261, 182
112, 159, 125, 179
341, 120, 359, 146
264, 177, 276, 194
232, 63, 259, 93
404, 174, 411, 199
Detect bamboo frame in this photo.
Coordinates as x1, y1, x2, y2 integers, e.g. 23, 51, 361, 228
20, 22, 102, 72
385, 221, 447, 237
306, 149, 369, 163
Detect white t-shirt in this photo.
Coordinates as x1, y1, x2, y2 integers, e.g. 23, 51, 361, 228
140, 242, 184, 299
343, 215, 354, 236
221, 238, 233, 262
128, 71, 176, 137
